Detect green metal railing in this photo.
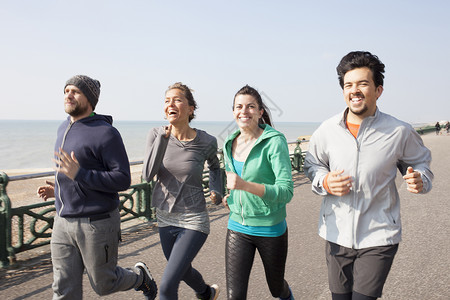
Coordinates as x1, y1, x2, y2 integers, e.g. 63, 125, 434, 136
0, 170, 158, 267
415, 125, 436, 135
290, 140, 306, 172
0, 144, 306, 268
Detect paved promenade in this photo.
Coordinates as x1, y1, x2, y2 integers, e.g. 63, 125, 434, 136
1, 134, 449, 299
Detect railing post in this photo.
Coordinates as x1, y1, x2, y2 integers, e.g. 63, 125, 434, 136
137, 175, 155, 221
217, 149, 228, 195
0, 172, 14, 267
143, 180, 154, 220
292, 140, 303, 172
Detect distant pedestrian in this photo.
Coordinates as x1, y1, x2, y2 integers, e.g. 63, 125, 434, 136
445, 121, 449, 135
435, 121, 441, 135
142, 82, 222, 300
222, 85, 294, 300
304, 51, 434, 300
37, 75, 157, 300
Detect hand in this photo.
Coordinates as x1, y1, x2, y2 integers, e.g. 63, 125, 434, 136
210, 191, 220, 205
403, 166, 423, 193
222, 194, 230, 210
164, 124, 172, 138
53, 148, 80, 180
226, 171, 246, 191
37, 180, 55, 201
326, 170, 353, 196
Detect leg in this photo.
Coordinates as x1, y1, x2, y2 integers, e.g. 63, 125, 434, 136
352, 244, 398, 299
325, 241, 357, 295
352, 291, 377, 300
51, 215, 84, 300
158, 226, 208, 300
255, 230, 291, 298
80, 210, 140, 295
331, 293, 352, 300
225, 230, 256, 300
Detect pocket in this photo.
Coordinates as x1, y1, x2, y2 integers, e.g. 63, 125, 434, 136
88, 217, 114, 233
241, 193, 269, 217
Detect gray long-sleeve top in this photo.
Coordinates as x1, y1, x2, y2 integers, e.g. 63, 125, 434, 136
142, 126, 223, 213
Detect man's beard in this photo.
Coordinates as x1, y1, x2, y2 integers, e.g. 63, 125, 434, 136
65, 103, 89, 117
349, 104, 368, 116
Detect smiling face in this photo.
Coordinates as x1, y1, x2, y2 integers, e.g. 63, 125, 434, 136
233, 94, 263, 130
164, 88, 194, 126
343, 67, 383, 123
64, 85, 92, 121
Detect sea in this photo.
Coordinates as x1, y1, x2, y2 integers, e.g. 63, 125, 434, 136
0, 120, 320, 171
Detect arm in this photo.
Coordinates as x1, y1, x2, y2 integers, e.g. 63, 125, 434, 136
323, 171, 353, 196
400, 127, 434, 194
260, 136, 293, 203
222, 134, 269, 198
206, 138, 224, 204
36, 180, 55, 201
142, 126, 170, 182
304, 137, 353, 197
226, 171, 265, 197
54, 129, 131, 192
402, 167, 424, 193
73, 129, 131, 192
400, 129, 433, 193
303, 133, 332, 196
226, 136, 293, 203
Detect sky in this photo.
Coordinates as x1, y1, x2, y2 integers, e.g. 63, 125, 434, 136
1, 0, 449, 124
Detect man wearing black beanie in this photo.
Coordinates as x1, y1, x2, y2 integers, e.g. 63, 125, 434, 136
37, 75, 157, 299
64, 75, 101, 110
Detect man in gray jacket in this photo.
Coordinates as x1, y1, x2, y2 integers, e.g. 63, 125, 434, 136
304, 51, 433, 300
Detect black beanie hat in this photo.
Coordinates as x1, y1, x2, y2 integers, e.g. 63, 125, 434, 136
65, 75, 101, 110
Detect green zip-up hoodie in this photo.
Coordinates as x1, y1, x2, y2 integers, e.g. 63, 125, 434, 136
223, 124, 293, 226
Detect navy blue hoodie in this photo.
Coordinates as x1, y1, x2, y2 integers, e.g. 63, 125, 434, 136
54, 114, 131, 217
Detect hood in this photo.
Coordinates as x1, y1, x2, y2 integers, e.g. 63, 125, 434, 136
66, 113, 113, 125
225, 124, 282, 147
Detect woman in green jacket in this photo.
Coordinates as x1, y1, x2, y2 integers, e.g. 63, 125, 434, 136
222, 85, 294, 300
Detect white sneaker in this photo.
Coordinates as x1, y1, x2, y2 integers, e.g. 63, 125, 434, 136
210, 284, 220, 300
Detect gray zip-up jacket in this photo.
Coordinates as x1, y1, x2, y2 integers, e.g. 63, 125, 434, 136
304, 108, 433, 249
142, 126, 223, 213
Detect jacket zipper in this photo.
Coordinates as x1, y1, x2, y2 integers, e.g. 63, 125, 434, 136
240, 165, 245, 225
353, 138, 360, 248
56, 121, 73, 215
343, 120, 360, 249
352, 119, 368, 248
227, 129, 267, 226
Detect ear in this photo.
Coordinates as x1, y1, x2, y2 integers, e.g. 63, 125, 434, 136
189, 105, 194, 116
259, 108, 264, 118
376, 85, 384, 100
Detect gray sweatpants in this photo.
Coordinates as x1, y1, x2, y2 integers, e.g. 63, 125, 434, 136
51, 209, 142, 299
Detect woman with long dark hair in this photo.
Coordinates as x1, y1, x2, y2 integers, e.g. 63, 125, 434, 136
222, 85, 294, 299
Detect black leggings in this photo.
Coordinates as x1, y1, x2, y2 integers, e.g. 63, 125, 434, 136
225, 229, 290, 299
